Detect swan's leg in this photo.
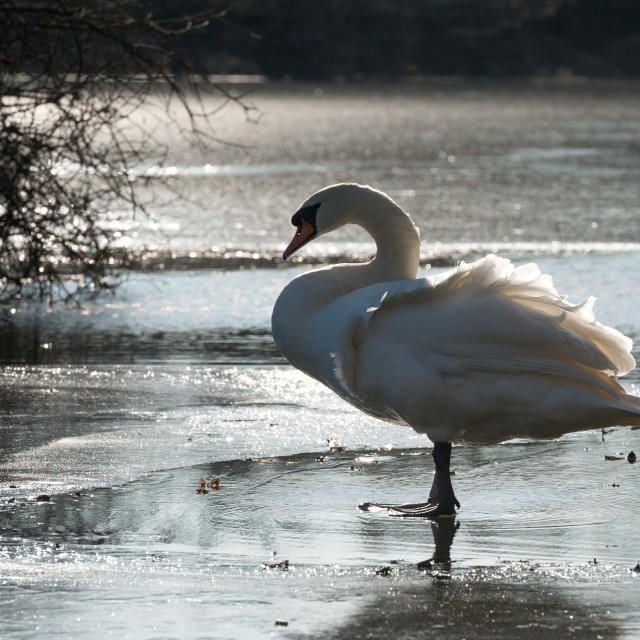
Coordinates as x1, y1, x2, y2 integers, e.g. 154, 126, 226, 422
358, 442, 460, 518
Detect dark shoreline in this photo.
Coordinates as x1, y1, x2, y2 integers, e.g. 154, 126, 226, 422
189, 0, 640, 80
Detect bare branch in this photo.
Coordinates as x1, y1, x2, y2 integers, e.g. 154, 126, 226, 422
0, 0, 256, 303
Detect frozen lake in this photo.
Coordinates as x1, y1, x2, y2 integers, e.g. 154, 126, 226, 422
1, 80, 640, 639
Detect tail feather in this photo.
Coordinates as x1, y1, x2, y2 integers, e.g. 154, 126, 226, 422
615, 391, 640, 427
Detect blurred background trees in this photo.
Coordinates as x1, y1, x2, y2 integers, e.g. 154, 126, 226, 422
183, 0, 640, 78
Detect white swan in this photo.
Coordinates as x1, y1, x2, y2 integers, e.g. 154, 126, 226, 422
271, 183, 640, 517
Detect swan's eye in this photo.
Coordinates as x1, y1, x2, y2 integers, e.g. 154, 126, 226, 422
291, 203, 320, 230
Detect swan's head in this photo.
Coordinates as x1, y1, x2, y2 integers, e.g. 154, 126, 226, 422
282, 183, 379, 260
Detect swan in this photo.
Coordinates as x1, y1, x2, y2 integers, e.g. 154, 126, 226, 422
271, 183, 640, 517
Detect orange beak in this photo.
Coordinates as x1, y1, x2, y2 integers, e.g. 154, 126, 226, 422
283, 219, 316, 260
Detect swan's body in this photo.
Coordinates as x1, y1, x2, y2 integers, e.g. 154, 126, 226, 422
272, 184, 640, 516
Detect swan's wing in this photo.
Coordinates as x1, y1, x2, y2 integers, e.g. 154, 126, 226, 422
332, 255, 636, 411
428, 254, 635, 376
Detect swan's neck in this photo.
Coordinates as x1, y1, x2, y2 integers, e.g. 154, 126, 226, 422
352, 193, 420, 284
307, 193, 420, 304
272, 191, 420, 379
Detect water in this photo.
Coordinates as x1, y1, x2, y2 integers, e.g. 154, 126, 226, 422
126, 80, 640, 254
1, 80, 640, 639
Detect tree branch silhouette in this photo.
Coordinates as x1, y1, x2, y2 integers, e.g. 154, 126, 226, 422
0, 0, 255, 303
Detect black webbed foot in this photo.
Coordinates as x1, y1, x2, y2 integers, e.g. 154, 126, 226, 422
358, 498, 457, 518
358, 442, 459, 518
